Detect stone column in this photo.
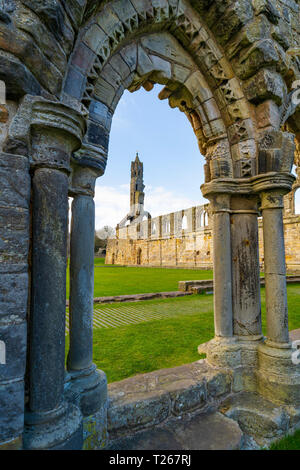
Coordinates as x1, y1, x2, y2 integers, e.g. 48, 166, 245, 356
255, 176, 300, 406
65, 162, 107, 450
230, 196, 262, 340
211, 194, 233, 337
260, 190, 289, 347
23, 100, 86, 450
198, 190, 235, 369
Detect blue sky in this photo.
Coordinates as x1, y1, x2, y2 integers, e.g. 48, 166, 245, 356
94, 84, 208, 229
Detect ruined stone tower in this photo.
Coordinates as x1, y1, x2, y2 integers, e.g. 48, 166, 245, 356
118, 154, 151, 227
130, 153, 145, 218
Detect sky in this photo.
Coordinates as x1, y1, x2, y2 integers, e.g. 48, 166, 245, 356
94, 84, 207, 230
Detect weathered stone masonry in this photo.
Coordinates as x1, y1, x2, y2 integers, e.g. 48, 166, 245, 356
106, 203, 213, 268
106, 183, 300, 272
0, 0, 299, 450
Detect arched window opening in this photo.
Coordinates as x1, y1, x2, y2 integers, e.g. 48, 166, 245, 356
199, 212, 204, 227
137, 248, 142, 265
295, 188, 300, 215
182, 215, 188, 230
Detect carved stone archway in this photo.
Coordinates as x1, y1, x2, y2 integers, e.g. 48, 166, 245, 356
0, 0, 299, 451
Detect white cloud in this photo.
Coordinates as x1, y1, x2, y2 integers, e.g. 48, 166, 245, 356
94, 183, 202, 230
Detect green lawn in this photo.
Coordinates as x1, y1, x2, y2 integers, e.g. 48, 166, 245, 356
65, 280, 300, 450
66, 258, 213, 297
65, 284, 300, 383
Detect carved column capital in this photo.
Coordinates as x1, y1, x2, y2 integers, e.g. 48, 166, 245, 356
252, 172, 295, 196
260, 190, 285, 210
69, 165, 99, 197
201, 182, 232, 214
30, 99, 86, 172
70, 143, 105, 197
3, 95, 86, 168
72, 142, 107, 175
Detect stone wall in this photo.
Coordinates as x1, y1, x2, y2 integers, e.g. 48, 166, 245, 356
106, 204, 212, 268
106, 201, 300, 272
0, 151, 30, 449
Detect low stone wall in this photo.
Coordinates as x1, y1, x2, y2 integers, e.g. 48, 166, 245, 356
106, 358, 300, 449
179, 276, 300, 293
107, 361, 232, 441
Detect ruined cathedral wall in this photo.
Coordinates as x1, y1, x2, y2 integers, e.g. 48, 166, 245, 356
106, 205, 213, 268
283, 216, 300, 272
106, 231, 213, 268
107, 206, 300, 272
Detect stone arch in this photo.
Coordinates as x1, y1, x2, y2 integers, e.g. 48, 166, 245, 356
64, 0, 258, 180
1, 0, 300, 451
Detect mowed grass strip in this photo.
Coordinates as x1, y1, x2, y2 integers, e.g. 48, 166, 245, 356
66, 258, 213, 298
65, 284, 300, 384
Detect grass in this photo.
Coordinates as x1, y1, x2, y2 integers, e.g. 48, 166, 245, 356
65, 274, 300, 449
92, 295, 214, 383
66, 258, 213, 298
270, 430, 300, 450
65, 284, 300, 384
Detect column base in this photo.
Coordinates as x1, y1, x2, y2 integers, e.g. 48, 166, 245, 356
257, 342, 300, 406
23, 401, 83, 450
199, 336, 264, 393
199, 335, 263, 369
65, 365, 108, 449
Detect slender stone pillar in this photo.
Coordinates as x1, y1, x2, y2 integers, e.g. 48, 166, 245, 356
260, 190, 289, 347
23, 99, 86, 450
256, 178, 300, 407
68, 193, 95, 372
198, 190, 236, 370
65, 162, 107, 450
211, 194, 233, 337
230, 196, 262, 340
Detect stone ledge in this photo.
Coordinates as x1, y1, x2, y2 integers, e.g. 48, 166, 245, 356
107, 411, 243, 450
66, 291, 192, 306
107, 360, 232, 440
179, 275, 300, 292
